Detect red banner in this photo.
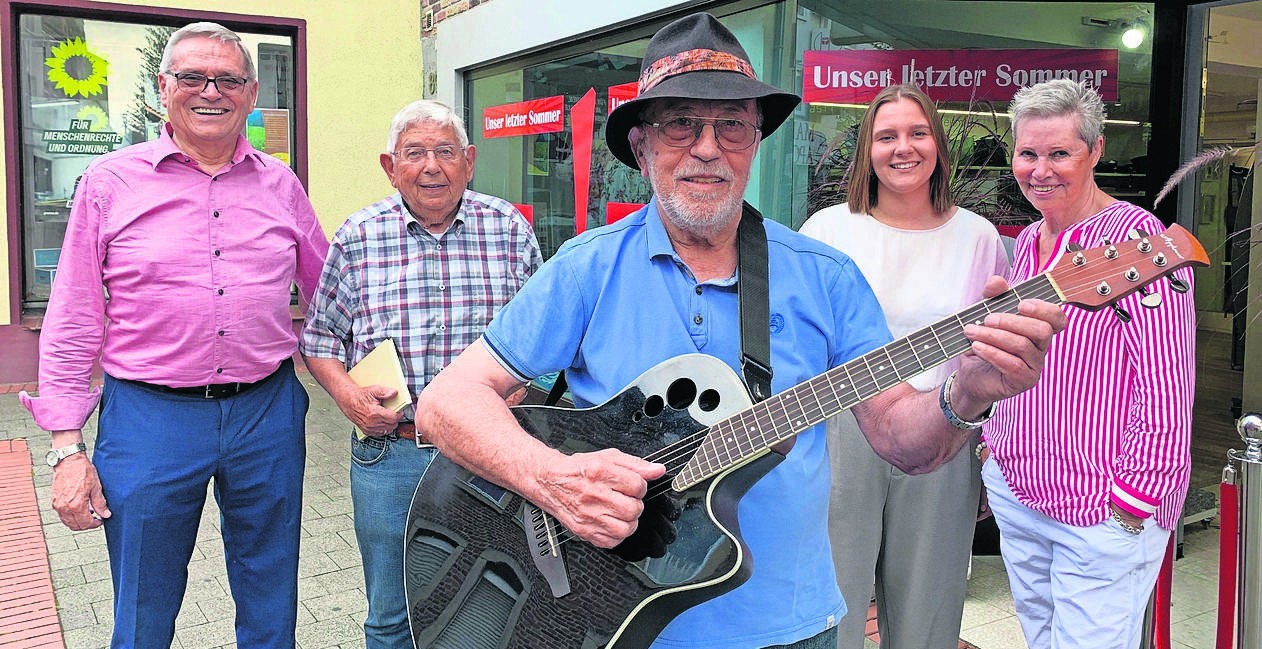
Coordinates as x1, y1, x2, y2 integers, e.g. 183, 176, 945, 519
571, 89, 596, 236
803, 49, 1118, 104
482, 96, 565, 139
606, 202, 644, 225
608, 82, 638, 114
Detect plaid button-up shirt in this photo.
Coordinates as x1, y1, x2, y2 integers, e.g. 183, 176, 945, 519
301, 190, 541, 420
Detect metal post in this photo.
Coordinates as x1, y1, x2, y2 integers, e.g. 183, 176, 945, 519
1229, 413, 1262, 649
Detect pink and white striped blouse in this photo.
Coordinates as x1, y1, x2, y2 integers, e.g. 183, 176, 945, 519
983, 201, 1195, 530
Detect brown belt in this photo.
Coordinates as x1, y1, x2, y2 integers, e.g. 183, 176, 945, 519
356, 422, 429, 445
394, 422, 428, 445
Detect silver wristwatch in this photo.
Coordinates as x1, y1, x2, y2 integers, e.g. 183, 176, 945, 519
46, 442, 87, 467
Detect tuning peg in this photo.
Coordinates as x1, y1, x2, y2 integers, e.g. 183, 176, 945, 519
1138, 287, 1162, 309
1126, 228, 1150, 240
1111, 303, 1132, 323
1101, 237, 1113, 246
1065, 242, 1083, 252
1169, 277, 1190, 294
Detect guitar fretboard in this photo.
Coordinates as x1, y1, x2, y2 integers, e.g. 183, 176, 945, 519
671, 274, 1061, 490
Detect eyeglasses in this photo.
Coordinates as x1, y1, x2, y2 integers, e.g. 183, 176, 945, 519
170, 72, 250, 95
392, 145, 465, 164
644, 116, 760, 152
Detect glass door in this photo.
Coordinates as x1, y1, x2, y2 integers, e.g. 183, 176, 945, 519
1183, 0, 1261, 488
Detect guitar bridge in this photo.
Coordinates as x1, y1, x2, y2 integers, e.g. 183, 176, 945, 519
521, 502, 571, 597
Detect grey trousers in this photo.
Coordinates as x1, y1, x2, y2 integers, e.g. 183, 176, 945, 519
827, 411, 981, 649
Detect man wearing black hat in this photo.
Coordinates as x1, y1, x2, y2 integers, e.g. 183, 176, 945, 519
417, 12, 1063, 649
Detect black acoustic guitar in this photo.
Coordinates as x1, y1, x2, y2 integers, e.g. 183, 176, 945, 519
403, 225, 1207, 649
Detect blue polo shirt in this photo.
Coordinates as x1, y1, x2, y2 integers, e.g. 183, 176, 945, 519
483, 200, 892, 648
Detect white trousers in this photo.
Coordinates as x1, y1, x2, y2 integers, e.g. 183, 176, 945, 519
981, 459, 1170, 649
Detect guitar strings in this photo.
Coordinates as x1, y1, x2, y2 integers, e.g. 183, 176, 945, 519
663, 248, 1182, 482
542, 246, 1183, 549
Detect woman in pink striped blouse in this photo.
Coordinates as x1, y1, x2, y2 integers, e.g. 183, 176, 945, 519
980, 79, 1196, 649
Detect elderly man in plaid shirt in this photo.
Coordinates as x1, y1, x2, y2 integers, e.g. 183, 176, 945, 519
300, 99, 541, 649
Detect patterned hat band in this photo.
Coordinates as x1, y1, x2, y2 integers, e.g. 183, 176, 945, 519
638, 48, 757, 94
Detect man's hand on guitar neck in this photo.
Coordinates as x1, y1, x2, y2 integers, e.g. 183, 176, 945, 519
953, 276, 1066, 415
853, 277, 1065, 474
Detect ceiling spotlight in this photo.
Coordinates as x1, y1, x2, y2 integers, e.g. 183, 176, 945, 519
1122, 24, 1146, 48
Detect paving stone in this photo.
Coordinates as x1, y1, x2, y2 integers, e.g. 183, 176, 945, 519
301, 532, 353, 555
44, 532, 78, 554
80, 559, 111, 584
57, 603, 99, 631
197, 539, 226, 559
294, 603, 317, 627
302, 513, 354, 538
52, 565, 86, 588
309, 497, 354, 518
49, 548, 105, 571
41, 520, 72, 539
54, 576, 114, 607
175, 597, 209, 629
296, 551, 341, 578
326, 548, 363, 571
302, 589, 367, 621
294, 615, 363, 649
196, 594, 236, 624
62, 619, 114, 649
175, 620, 237, 649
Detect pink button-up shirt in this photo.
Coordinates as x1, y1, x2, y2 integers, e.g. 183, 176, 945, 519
20, 126, 329, 432
983, 201, 1195, 530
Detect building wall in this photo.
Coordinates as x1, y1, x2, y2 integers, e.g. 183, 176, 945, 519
0, 0, 422, 381
424, 0, 686, 108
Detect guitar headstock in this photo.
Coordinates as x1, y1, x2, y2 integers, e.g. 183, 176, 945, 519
1046, 224, 1209, 311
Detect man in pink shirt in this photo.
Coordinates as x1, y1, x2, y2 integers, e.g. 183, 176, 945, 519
19, 22, 328, 649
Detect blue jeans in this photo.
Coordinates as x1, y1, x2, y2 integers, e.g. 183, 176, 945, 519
349, 431, 437, 649
95, 362, 307, 649
766, 626, 838, 649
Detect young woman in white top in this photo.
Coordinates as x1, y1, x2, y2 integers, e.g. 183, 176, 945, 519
800, 84, 1009, 649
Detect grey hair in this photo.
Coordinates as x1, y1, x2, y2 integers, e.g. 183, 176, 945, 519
385, 100, 469, 153
1010, 79, 1107, 152
160, 22, 256, 80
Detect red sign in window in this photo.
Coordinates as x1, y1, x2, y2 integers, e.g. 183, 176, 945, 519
482, 96, 565, 139
608, 82, 638, 115
802, 49, 1119, 104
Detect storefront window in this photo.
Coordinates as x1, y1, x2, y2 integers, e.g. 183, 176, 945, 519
18, 13, 295, 304
465, 3, 786, 259
795, 0, 1154, 228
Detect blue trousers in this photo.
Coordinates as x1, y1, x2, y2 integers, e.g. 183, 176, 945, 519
349, 432, 436, 649
95, 362, 308, 649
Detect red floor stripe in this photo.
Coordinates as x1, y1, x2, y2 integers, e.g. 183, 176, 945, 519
0, 440, 65, 648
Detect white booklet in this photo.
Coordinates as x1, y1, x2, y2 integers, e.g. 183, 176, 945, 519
347, 338, 411, 412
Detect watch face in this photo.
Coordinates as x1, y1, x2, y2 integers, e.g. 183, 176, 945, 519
45, 449, 60, 467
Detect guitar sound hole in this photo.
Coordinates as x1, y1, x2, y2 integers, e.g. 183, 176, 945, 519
644, 395, 665, 418
666, 378, 697, 410
698, 389, 720, 412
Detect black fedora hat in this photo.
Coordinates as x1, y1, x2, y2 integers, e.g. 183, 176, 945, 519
605, 12, 801, 170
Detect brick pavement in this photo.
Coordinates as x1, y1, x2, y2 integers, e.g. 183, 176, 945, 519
0, 372, 369, 649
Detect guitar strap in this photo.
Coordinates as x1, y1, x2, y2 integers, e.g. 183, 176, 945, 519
737, 201, 773, 403
543, 371, 568, 407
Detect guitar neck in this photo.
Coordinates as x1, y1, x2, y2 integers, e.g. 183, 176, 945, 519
672, 273, 1061, 490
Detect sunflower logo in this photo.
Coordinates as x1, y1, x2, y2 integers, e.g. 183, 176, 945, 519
45, 37, 109, 98
75, 105, 111, 131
